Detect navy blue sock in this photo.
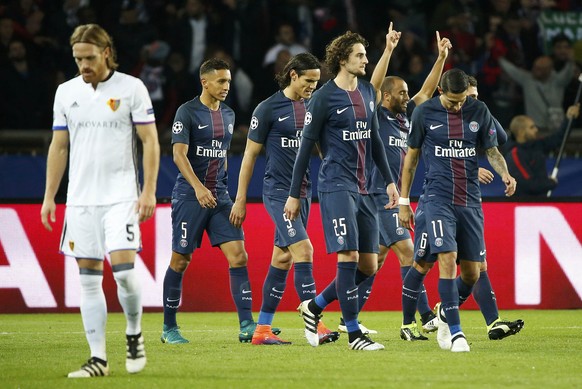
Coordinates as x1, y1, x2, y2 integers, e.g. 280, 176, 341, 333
229, 266, 253, 324
401, 266, 431, 315
402, 267, 425, 324
163, 266, 183, 328
257, 266, 288, 325
438, 278, 461, 335
294, 262, 316, 301
336, 262, 359, 333
318, 278, 337, 309
356, 270, 374, 312
456, 276, 474, 306
473, 271, 499, 326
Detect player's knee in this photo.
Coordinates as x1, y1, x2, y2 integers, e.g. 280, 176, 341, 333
227, 250, 248, 267
272, 254, 293, 269
170, 252, 191, 273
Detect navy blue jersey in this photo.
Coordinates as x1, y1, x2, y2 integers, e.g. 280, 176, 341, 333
409, 96, 497, 206
369, 101, 417, 194
248, 91, 310, 198
302, 79, 378, 194
171, 97, 235, 199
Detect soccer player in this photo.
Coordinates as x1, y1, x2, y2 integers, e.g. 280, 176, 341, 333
398, 69, 516, 352
285, 31, 399, 351
347, 26, 452, 341
401, 77, 524, 341
161, 58, 259, 344
229, 52, 339, 346
41, 24, 159, 377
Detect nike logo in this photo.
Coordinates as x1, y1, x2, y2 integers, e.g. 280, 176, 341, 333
278, 116, 290, 122
429, 124, 443, 130
365, 289, 372, 294
301, 282, 316, 288
387, 116, 398, 121
336, 107, 349, 114
346, 287, 358, 294
480, 250, 486, 256
167, 298, 180, 302
198, 124, 209, 129
271, 287, 285, 293
242, 289, 251, 294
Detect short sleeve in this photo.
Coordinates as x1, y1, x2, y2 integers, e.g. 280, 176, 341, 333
52, 85, 68, 130
408, 105, 426, 149
248, 100, 272, 144
130, 79, 156, 125
302, 90, 327, 141
171, 104, 192, 145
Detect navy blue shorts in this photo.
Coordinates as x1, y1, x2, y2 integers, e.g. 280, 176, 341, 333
318, 191, 379, 254
263, 195, 310, 248
423, 201, 485, 262
372, 193, 410, 247
412, 199, 436, 263
171, 191, 244, 254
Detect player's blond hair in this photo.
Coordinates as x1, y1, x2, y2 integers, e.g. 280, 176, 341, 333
70, 24, 119, 70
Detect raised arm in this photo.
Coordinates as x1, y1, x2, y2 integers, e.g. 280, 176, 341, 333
370, 22, 401, 104
411, 31, 452, 105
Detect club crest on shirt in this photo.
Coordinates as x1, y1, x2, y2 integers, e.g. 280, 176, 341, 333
172, 121, 183, 134
107, 98, 120, 111
69, 240, 74, 251
469, 121, 479, 132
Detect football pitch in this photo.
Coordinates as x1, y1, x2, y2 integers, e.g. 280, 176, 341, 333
1, 310, 581, 388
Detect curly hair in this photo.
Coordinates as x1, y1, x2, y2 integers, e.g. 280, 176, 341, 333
324, 31, 368, 76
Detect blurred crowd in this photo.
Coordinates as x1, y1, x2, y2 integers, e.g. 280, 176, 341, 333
1, 0, 581, 154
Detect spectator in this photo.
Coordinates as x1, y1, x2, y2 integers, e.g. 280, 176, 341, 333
0, 16, 15, 66
499, 54, 574, 134
504, 103, 580, 196
0, 39, 51, 129
262, 22, 307, 67
171, 0, 220, 74
111, 0, 157, 73
550, 32, 573, 71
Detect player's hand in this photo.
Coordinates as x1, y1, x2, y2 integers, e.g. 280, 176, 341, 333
384, 182, 399, 209
478, 167, 494, 184
229, 200, 246, 228
284, 196, 301, 221
385, 22, 401, 52
41, 198, 56, 232
502, 173, 517, 197
436, 31, 452, 59
195, 186, 217, 209
399, 204, 414, 231
137, 191, 156, 223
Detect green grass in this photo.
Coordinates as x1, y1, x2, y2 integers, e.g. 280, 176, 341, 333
1, 310, 581, 388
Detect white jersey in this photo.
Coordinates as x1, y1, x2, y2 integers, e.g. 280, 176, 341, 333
52, 71, 155, 206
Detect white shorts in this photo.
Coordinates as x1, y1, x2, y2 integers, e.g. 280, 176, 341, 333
60, 201, 141, 259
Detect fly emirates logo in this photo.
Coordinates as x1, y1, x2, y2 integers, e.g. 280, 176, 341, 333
196, 139, 227, 158
435, 139, 476, 158
343, 121, 370, 141
281, 130, 302, 148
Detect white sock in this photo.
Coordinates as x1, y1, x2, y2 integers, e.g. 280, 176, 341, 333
79, 273, 107, 361
113, 267, 142, 335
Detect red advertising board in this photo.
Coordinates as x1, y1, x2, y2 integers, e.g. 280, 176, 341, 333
1, 202, 581, 313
